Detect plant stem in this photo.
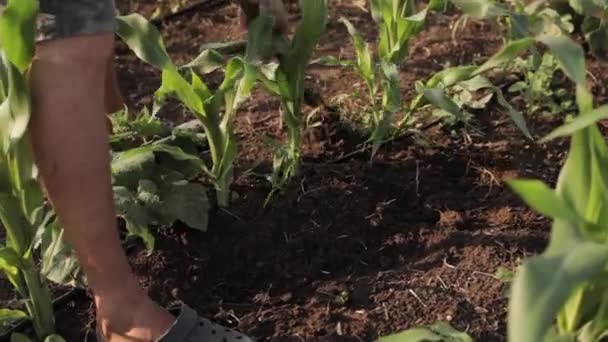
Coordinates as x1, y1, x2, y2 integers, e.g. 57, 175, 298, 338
22, 256, 55, 339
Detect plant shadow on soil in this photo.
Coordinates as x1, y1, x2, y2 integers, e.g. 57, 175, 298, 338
4, 0, 608, 341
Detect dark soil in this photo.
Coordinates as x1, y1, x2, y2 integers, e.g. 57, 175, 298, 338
5, 0, 608, 341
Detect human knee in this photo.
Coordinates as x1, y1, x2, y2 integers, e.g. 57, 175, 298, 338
35, 33, 115, 67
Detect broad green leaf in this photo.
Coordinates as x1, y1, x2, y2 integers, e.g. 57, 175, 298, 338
126, 221, 155, 252
115, 14, 173, 70
3, 60, 31, 145
508, 241, 608, 342
11, 333, 31, 342
450, 0, 509, 18
507, 179, 581, 224
111, 147, 157, 188
536, 34, 586, 86
181, 49, 225, 74
40, 221, 84, 288
113, 186, 156, 251
112, 144, 204, 188
0, 308, 27, 324
475, 38, 534, 75
164, 181, 209, 231
378, 322, 473, 341
0, 0, 38, 71
541, 105, 608, 142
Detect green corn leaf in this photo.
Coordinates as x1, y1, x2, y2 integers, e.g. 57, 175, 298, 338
536, 34, 586, 86
507, 179, 582, 225
181, 49, 225, 74
0, 193, 30, 254
0, 308, 27, 324
450, 0, 510, 18
159, 68, 205, 116
578, 292, 608, 341
233, 62, 258, 110
541, 105, 608, 142
377, 322, 473, 341
427, 65, 477, 88
339, 17, 375, 88
0, 247, 22, 282
244, 13, 274, 63
190, 71, 213, 102
281, 0, 328, 95
381, 62, 401, 113
0, 0, 38, 71
43, 336, 66, 342
115, 14, 173, 70
423, 87, 468, 122
0, 54, 8, 100
475, 38, 534, 75
508, 241, 608, 342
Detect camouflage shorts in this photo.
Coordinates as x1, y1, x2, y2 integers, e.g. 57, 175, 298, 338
0, 0, 116, 41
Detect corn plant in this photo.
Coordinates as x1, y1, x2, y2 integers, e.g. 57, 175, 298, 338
254, 0, 328, 192
502, 26, 608, 341
370, 0, 443, 64
116, 14, 261, 207
337, 0, 440, 157
0, 0, 57, 338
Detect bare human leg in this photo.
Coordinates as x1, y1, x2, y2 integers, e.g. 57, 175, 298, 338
28, 32, 173, 342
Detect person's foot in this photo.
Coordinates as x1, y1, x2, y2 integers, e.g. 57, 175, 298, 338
95, 291, 174, 342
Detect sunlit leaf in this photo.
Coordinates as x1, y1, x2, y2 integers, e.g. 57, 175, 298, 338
0, 0, 38, 71
378, 322, 473, 341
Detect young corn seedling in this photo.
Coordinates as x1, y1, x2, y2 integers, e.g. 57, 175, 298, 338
504, 30, 608, 342
254, 0, 328, 192
338, 0, 441, 157
116, 14, 261, 207
0, 0, 59, 338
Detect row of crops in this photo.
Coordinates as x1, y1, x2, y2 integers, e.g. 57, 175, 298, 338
2, 0, 608, 340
